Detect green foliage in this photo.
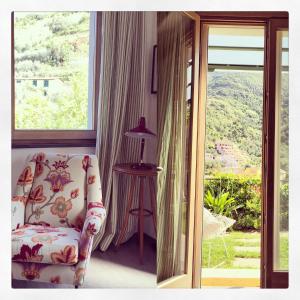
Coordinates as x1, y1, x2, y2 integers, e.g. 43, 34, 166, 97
15, 71, 88, 129
204, 190, 242, 217
205, 71, 288, 174
14, 12, 90, 130
204, 173, 261, 230
204, 173, 289, 231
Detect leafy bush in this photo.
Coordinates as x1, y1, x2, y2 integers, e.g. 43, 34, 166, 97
204, 190, 242, 217
204, 173, 289, 231
204, 173, 261, 230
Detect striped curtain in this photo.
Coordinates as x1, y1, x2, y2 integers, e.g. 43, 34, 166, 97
157, 12, 189, 282
93, 12, 147, 251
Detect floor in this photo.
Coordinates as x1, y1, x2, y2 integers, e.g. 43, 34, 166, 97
12, 234, 156, 288
201, 268, 260, 288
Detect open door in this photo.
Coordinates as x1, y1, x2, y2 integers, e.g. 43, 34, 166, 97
156, 11, 202, 288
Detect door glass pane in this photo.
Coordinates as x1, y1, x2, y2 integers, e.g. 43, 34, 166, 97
201, 26, 264, 288
273, 30, 289, 271
157, 12, 194, 283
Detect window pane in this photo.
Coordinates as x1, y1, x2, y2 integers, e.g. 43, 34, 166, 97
273, 30, 289, 271
14, 12, 92, 130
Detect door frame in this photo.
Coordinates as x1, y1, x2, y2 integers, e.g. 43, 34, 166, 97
157, 11, 201, 289
262, 17, 289, 288
194, 12, 289, 289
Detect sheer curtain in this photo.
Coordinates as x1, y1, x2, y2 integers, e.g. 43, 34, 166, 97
157, 12, 189, 282
93, 12, 147, 251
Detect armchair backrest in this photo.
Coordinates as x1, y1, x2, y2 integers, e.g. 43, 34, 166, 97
14, 153, 101, 230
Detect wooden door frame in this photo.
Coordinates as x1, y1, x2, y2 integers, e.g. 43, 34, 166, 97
262, 17, 289, 288
194, 12, 289, 289
157, 11, 201, 289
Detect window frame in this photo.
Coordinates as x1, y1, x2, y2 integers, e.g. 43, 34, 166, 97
11, 11, 102, 148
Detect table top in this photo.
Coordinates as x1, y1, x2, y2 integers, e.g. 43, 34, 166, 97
113, 163, 158, 177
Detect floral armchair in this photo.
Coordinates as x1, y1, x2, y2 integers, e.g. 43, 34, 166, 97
11, 153, 106, 288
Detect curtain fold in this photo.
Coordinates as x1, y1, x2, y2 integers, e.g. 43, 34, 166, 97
157, 12, 189, 282
93, 12, 147, 251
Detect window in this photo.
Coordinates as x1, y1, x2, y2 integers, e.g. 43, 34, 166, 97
12, 11, 100, 147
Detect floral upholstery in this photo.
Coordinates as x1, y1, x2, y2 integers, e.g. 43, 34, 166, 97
12, 153, 106, 287
12, 224, 80, 265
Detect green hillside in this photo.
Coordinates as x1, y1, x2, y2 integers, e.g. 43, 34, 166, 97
14, 12, 90, 129
205, 71, 288, 174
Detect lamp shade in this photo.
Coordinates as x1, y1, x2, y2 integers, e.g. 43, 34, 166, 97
125, 117, 156, 139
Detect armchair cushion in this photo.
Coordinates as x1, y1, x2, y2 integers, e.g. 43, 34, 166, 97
12, 225, 80, 266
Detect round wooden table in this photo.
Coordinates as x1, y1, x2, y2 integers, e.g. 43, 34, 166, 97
113, 163, 158, 264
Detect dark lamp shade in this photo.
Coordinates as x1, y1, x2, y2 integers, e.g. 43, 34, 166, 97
125, 117, 156, 139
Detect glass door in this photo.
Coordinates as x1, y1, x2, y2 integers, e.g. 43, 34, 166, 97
156, 11, 201, 288
198, 24, 265, 288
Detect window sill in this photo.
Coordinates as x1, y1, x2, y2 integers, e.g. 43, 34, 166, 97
12, 130, 96, 148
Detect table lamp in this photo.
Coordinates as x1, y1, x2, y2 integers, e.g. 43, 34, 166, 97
125, 117, 156, 170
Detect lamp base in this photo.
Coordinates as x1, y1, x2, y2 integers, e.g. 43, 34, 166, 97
130, 163, 152, 170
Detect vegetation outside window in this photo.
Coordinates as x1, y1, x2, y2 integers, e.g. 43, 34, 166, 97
12, 11, 100, 147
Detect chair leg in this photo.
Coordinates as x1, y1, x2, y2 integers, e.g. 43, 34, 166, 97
75, 285, 78, 289
208, 242, 211, 268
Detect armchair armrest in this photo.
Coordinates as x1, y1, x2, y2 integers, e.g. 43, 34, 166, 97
82, 202, 106, 236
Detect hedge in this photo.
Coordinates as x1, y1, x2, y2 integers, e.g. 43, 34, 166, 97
204, 173, 288, 231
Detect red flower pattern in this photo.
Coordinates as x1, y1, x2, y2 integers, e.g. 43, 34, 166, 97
28, 185, 46, 203
45, 169, 72, 192
88, 175, 96, 184
88, 201, 104, 209
86, 223, 97, 236
50, 276, 61, 284
70, 188, 79, 199
21, 263, 42, 280
50, 197, 72, 218
82, 155, 91, 172
32, 152, 46, 177
17, 167, 33, 186
50, 245, 77, 265
12, 244, 43, 262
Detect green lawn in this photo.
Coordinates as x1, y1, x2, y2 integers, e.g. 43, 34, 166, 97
202, 231, 288, 270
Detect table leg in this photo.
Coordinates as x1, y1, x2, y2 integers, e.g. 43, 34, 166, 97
149, 177, 157, 236
139, 176, 144, 264
116, 175, 136, 247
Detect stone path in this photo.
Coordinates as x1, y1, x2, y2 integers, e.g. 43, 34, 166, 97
234, 246, 260, 252
233, 239, 260, 268
232, 258, 260, 268
236, 239, 260, 244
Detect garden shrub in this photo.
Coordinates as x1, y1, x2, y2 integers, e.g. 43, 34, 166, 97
204, 173, 288, 231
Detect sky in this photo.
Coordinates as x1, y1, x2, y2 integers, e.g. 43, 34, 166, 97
208, 27, 288, 67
